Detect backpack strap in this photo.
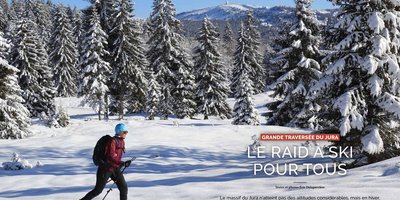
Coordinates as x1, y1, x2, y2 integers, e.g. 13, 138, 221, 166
113, 137, 126, 153
114, 137, 118, 148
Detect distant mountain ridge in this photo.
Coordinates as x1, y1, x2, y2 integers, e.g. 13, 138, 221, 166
177, 3, 336, 26
177, 4, 266, 21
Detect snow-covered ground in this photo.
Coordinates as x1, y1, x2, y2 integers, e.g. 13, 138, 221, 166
0, 93, 399, 200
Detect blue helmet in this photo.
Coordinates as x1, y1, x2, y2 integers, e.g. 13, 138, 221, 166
115, 123, 128, 135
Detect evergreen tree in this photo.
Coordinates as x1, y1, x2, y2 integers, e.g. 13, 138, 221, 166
34, 0, 52, 44
10, 17, 56, 118
232, 73, 259, 125
52, 105, 70, 128
194, 17, 231, 120
231, 14, 265, 95
68, 7, 82, 87
267, 0, 323, 128
91, 0, 118, 33
222, 21, 235, 56
147, 0, 195, 119
0, 0, 8, 32
0, 31, 31, 139
221, 21, 235, 94
232, 24, 260, 125
174, 60, 197, 119
0, 31, 7, 59
72, 7, 82, 44
309, 0, 400, 165
266, 22, 292, 86
232, 70, 259, 125
141, 20, 151, 42
231, 24, 252, 95
35, 34, 57, 119
21, 0, 52, 46
79, 7, 93, 88
94, 0, 119, 119
79, 6, 111, 120
67, 7, 83, 62
10, 0, 25, 19
8, 0, 24, 38
146, 73, 160, 120
108, 0, 148, 119
243, 12, 265, 94
50, 6, 78, 97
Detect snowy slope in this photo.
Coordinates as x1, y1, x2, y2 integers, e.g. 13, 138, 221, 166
177, 3, 335, 26
177, 3, 264, 21
0, 93, 399, 199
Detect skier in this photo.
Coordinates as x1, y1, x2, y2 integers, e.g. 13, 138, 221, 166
80, 123, 131, 200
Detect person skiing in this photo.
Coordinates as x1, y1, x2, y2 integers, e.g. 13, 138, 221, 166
80, 123, 131, 200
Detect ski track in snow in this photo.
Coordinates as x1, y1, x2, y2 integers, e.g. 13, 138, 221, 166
0, 93, 399, 200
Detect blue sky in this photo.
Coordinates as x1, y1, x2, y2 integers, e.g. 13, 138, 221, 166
55, 0, 335, 18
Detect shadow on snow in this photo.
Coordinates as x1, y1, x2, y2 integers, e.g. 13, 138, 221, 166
0, 145, 338, 197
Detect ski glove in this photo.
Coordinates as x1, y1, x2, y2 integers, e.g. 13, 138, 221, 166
124, 160, 131, 168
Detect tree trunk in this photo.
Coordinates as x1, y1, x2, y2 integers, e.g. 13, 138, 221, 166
98, 100, 103, 120
148, 114, 154, 120
118, 97, 124, 120
104, 94, 109, 120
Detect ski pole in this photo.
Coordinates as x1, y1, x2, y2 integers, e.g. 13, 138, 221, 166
104, 154, 159, 184
102, 156, 136, 200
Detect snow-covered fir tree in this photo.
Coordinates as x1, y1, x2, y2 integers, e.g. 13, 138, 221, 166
9, 0, 25, 20
265, 22, 292, 86
10, 17, 57, 118
232, 24, 260, 125
68, 7, 83, 90
220, 21, 235, 63
0, 0, 8, 32
0, 31, 7, 59
79, 6, 111, 120
0, 31, 31, 139
91, 0, 118, 33
309, 0, 400, 164
194, 17, 232, 120
0, 0, 6, 11
174, 61, 197, 119
108, 0, 148, 119
232, 70, 260, 125
79, 7, 96, 88
222, 22, 235, 56
141, 20, 151, 42
67, 7, 83, 63
243, 12, 265, 94
67, 7, 82, 41
94, 0, 120, 118
221, 22, 235, 94
35, 36, 57, 119
231, 14, 265, 95
231, 24, 251, 96
50, 6, 78, 97
146, 73, 160, 120
52, 105, 70, 128
7, 0, 22, 39
147, 0, 195, 119
19, 0, 52, 46
80, 6, 93, 50
267, 0, 323, 128
32, 0, 52, 44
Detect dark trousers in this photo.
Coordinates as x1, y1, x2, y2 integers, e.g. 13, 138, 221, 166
81, 166, 127, 200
